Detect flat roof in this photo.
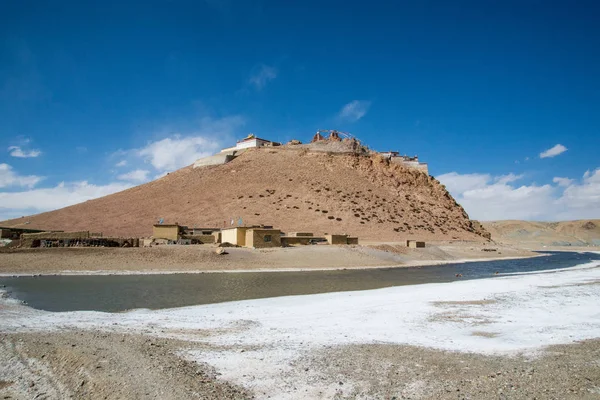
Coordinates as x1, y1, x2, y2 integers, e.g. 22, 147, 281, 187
237, 137, 271, 143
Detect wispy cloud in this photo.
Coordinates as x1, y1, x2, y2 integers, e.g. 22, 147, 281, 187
117, 169, 150, 183
115, 160, 127, 167
0, 163, 43, 188
248, 64, 277, 90
8, 146, 41, 158
540, 144, 567, 159
337, 100, 371, 122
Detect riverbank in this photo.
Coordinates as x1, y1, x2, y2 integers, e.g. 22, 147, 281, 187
1, 257, 600, 399
0, 242, 537, 275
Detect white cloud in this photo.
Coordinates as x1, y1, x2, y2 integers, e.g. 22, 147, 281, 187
0, 163, 42, 188
337, 100, 371, 122
249, 64, 277, 90
138, 136, 222, 172
556, 169, 600, 218
438, 168, 600, 221
540, 144, 567, 159
133, 116, 244, 172
115, 160, 127, 167
0, 181, 133, 220
117, 169, 150, 183
553, 177, 574, 187
8, 146, 41, 158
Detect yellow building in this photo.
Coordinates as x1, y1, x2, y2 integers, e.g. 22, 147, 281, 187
152, 224, 181, 241
407, 240, 425, 248
245, 228, 281, 248
221, 227, 248, 246
221, 227, 281, 248
324, 234, 349, 245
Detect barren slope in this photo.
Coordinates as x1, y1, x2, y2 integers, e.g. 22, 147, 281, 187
483, 220, 600, 247
0, 148, 487, 241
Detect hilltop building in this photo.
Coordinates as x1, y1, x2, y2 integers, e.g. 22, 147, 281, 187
380, 151, 429, 174
192, 132, 428, 175
220, 134, 280, 152
193, 134, 280, 168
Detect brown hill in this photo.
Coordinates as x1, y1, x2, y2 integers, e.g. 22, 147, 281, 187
0, 147, 489, 241
482, 220, 600, 247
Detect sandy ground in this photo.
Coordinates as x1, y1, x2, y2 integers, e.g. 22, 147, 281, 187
0, 242, 537, 275
1, 256, 600, 399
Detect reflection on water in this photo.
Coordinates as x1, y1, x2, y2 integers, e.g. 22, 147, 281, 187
1, 251, 599, 313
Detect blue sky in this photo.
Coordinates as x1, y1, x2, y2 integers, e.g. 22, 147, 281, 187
1, 0, 599, 221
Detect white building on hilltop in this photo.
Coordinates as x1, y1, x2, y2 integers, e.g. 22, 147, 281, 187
220, 134, 280, 153
194, 134, 279, 169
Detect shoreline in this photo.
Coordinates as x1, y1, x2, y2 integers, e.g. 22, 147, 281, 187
0, 252, 551, 277
2, 259, 600, 399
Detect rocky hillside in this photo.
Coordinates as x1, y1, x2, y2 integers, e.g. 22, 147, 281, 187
0, 147, 489, 241
482, 220, 600, 247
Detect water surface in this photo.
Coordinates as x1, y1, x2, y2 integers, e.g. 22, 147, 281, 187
1, 251, 598, 312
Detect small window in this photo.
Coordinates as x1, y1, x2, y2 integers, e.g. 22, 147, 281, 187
264, 235, 272, 242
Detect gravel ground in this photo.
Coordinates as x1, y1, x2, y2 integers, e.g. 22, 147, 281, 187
304, 341, 600, 399
1, 330, 599, 399
0, 331, 251, 400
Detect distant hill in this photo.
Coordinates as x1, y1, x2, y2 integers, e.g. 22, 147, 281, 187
0, 145, 489, 241
482, 220, 600, 247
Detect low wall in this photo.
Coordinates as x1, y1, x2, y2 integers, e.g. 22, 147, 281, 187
193, 154, 235, 168
22, 231, 91, 240
281, 236, 313, 246
347, 237, 359, 245
189, 234, 215, 244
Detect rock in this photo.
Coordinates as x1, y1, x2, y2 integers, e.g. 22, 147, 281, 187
215, 248, 228, 255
